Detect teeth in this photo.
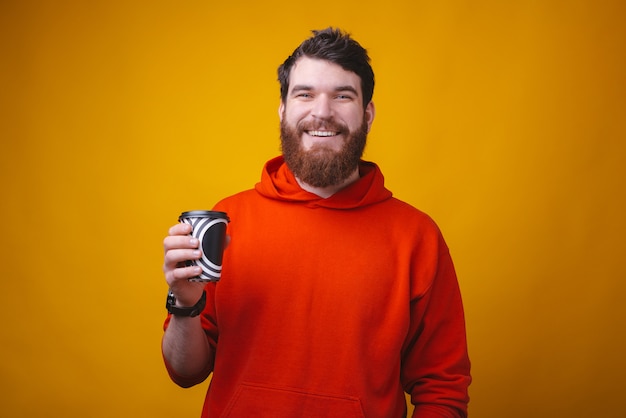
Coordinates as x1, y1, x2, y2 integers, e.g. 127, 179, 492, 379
308, 130, 337, 137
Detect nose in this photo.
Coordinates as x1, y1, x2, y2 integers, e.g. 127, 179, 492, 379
311, 95, 332, 119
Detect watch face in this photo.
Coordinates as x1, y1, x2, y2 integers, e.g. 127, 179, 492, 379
166, 292, 176, 308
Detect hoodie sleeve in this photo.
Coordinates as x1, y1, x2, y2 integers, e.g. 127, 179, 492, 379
401, 234, 471, 417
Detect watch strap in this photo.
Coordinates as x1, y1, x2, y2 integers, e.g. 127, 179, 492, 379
166, 290, 206, 317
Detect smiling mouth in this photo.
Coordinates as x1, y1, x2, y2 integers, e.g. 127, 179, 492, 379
307, 130, 339, 137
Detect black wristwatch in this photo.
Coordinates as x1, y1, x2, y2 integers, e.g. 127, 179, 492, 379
166, 290, 206, 317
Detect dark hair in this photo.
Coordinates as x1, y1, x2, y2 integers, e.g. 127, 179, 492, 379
278, 27, 375, 108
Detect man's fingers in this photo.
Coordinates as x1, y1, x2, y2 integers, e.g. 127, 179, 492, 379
168, 222, 192, 236
164, 248, 201, 269
164, 235, 199, 252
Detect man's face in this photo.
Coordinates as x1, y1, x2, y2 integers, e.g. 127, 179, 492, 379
279, 57, 375, 188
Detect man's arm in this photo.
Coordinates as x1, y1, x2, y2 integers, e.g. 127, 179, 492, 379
162, 314, 214, 387
161, 222, 215, 387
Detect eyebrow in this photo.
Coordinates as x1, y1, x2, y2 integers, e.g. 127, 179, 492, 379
290, 84, 360, 96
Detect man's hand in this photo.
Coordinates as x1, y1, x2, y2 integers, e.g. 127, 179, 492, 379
163, 223, 205, 306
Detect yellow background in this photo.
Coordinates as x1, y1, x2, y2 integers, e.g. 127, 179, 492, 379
2, 1, 625, 417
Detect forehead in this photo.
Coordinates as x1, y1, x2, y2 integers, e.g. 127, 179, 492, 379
289, 56, 362, 96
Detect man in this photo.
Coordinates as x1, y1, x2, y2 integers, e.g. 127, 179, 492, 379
162, 28, 471, 417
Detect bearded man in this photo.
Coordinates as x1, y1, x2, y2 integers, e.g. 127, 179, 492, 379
161, 27, 471, 418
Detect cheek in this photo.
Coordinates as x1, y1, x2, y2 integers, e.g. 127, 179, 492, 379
284, 101, 319, 121
344, 110, 366, 130
285, 109, 309, 128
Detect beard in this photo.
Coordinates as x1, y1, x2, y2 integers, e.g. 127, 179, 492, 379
280, 116, 368, 188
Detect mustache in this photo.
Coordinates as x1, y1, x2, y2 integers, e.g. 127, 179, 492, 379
296, 119, 347, 132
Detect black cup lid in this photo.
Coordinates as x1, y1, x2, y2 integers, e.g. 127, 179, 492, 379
179, 210, 229, 221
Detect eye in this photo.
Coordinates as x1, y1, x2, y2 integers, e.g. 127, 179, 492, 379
293, 92, 313, 100
336, 93, 354, 100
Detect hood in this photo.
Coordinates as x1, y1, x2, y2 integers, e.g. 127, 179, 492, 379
254, 156, 393, 210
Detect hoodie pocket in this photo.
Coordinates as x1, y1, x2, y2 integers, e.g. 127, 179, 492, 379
221, 382, 365, 418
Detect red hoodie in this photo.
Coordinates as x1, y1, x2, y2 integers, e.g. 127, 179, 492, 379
164, 156, 471, 417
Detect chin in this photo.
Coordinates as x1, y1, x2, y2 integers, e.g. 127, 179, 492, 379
303, 138, 344, 153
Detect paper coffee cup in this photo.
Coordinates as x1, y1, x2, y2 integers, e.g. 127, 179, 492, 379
178, 210, 229, 282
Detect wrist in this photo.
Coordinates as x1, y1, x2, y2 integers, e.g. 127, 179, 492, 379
166, 290, 206, 317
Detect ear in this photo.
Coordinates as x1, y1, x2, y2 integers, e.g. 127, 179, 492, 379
278, 101, 285, 121
365, 101, 375, 132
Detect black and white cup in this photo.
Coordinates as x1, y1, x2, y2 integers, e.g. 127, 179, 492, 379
179, 210, 229, 282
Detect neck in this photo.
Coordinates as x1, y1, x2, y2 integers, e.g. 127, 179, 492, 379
296, 168, 360, 198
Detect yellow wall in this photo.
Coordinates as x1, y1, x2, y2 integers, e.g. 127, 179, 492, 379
2, 1, 625, 417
